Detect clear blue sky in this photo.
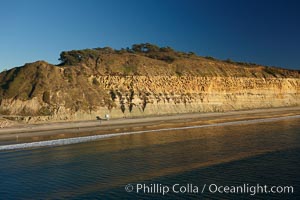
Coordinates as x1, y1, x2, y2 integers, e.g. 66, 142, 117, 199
0, 0, 299, 71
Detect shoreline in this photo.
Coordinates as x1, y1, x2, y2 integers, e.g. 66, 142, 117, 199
0, 106, 300, 146
1, 114, 299, 151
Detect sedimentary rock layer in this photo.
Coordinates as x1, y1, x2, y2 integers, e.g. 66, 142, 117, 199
1, 75, 299, 122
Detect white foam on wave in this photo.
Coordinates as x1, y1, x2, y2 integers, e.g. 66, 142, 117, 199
1, 115, 299, 151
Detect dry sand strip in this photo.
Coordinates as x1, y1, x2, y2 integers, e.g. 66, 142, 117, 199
0, 114, 299, 151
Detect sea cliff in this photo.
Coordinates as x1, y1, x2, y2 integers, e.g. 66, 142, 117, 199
0, 44, 299, 123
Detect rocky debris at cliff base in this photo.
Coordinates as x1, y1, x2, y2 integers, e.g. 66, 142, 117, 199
0, 118, 16, 128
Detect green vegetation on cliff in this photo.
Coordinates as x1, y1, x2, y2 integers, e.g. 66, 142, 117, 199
56, 43, 299, 77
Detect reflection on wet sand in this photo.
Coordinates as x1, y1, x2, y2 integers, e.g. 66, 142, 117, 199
1, 107, 300, 146
1, 115, 299, 150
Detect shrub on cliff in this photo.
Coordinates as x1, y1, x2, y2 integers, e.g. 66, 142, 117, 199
131, 43, 160, 53
59, 48, 115, 66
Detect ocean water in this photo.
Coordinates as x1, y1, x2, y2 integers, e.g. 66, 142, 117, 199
0, 118, 299, 199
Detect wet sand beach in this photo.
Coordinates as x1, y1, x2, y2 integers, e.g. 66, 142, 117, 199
0, 106, 299, 147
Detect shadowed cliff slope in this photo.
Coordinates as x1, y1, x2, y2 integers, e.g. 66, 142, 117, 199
0, 44, 299, 122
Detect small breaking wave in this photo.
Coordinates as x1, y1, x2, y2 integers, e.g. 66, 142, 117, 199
0, 115, 299, 151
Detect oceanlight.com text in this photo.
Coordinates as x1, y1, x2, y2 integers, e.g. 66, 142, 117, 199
125, 183, 294, 196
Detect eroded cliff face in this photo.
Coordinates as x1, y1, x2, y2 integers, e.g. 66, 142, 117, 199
0, 45, 299, 123
98, 76, 300, 113
1, 75, 299, 122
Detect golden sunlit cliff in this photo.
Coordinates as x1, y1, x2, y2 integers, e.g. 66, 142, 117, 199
0, 44, 299, 123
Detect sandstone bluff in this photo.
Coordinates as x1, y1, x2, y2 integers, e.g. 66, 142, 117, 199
0, 44, 299, 123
